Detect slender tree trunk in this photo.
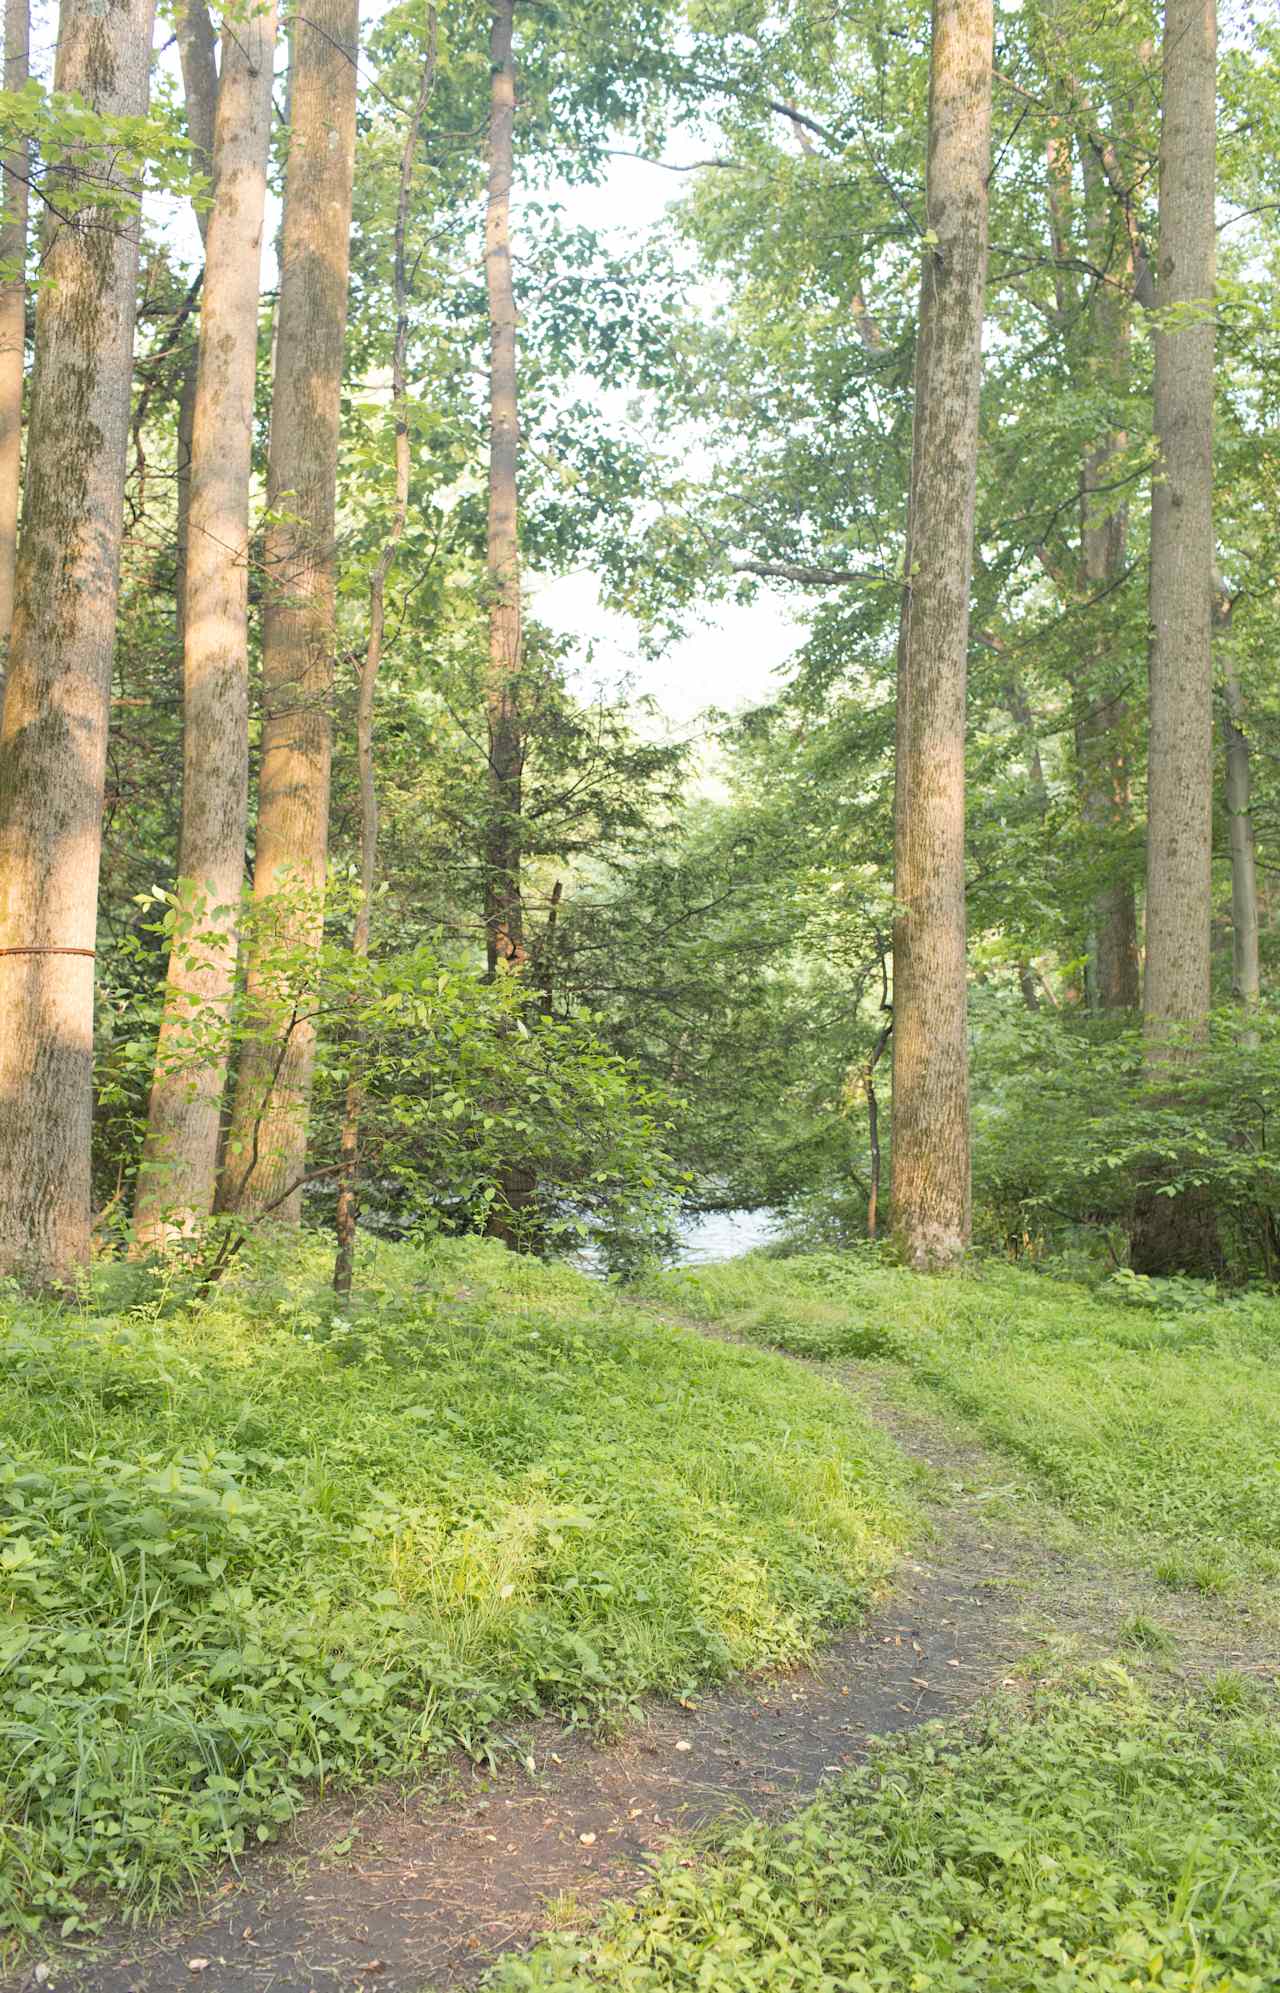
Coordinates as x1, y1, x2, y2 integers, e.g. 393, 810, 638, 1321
1217, 600, 1258, 1035
1132, 0, 1219, 1276
484, 0, 525, 978
0, 0, 156, 1289
133, 0, 277, 1245
334, 17, 435, 1298
480, 0, 537, 1249
219, 0, 359, 1222
0, 0, 29, 697
1077, 145, 1140, 1011
170, 0, 217, 659
889, 0, 992, 1270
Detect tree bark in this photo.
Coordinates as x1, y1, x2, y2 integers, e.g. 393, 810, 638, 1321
170, 0, 217, 660
1131, 0, 1219, 1278
484, 0, 526, 979
889, 0, 992, 1270
334, 16, 435, 1298
1218, 612, 1258, 1035
1076, 144, 1140, 1011
218, 0, 359, 1224
0, 0, 29, 695
0, 0, 157, 1289
133, 0, 276, 1245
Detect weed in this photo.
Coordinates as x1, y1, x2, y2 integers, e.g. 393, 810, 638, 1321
650, 1254, 1280, 1589
490, 1675, 1280, 1990
0, 1237, 912, 1944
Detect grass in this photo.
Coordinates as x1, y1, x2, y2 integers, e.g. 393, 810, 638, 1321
488, 1670, 1280, 1991
0, 1236, 912, 1945
645, 1253, 1280, 1589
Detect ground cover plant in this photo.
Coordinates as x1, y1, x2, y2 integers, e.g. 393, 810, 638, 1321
644, 1255, 1280, 1592
0, 1238, 912, 1947
488, 1672, 1280, 1992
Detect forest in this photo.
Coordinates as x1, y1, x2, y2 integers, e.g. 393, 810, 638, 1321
1, 0, 1280, 1986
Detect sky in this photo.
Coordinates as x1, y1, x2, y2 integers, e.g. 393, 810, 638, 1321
523, 152, 805, 734
20, 4, 807, 739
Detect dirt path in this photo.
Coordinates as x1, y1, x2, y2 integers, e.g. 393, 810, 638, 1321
18, 1347, 1255, 1993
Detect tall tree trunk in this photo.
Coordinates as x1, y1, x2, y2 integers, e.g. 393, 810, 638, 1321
133, 0, 277, 1244
219, 0, 359, 1222
1131, 0, 1219, 1276
889, 0, 992, 1270
1077, 145, 1140, 1011
333, 15, 435, 1298
1222, 664, 1258, 1028
480, 0, 537, 1250
171, 0, 217, 660
1216, 591, 1258, 1035
0, 0, 28, 697
484, 0, 525, 978
0, 0, 156, 1290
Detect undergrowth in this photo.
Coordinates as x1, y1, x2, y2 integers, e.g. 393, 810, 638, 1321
490, 1670, 1280, 1991
645, 1254, 1280, 1589
0, 1237, 911, 1947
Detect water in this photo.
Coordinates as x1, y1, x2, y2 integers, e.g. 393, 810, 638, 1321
674, 1208, 778, 1264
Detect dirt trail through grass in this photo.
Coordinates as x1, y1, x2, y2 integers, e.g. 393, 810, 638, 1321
26, 1366, 1051, 1993
23, 1316, 1270, 1993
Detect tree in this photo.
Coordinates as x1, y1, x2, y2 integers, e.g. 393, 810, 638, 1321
0, 0, 157, 1288
334, 16, 436, 1298
134, 0, 278, 1244
889, 0, 993, 1269
219, 0, 360, 1222
484, 0, 526, 979
170, 0, 218, 660
0, 0, 28, 687
1077, 143, 1141, 1011
1131, 0, 1219, 1276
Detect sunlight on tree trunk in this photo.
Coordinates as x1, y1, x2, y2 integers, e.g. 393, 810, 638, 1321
220, 0, 360, 1224
134, 0, 277, 1247
0, 0, 28, 695
889, 0, 992, 1271
0, 0, 156, 1289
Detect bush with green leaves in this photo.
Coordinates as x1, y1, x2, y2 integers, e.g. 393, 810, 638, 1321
970, 1000, 1280, 1278
0, 1237, 911, 1943
103, 881, 684, 1262
492, 1675, 1280, 1991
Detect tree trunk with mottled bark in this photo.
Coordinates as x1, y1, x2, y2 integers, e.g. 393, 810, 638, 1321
1131, 0, 1219, 1277
219, 0, 359, 1223
0, 0, 29, 696
484, 0, 525, 980
133, 0, 276, 1245
480, 0, 538, 1249
1216, 594, 1258, 1036
1077, 145, 1140, 1011
0, 0, 156, 1289
889, 0, 992, 1270
334, 17, 435, 1298
170, 0, 217, 660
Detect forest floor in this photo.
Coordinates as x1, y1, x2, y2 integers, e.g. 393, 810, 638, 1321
5, 1249, 1279, 1991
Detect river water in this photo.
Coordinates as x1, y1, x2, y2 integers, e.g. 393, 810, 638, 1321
674, 1208, 778, 1263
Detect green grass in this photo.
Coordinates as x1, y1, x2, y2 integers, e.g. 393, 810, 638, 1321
488, 1672, 1280, 1991
645, 1254, 1280, 1588
0, 1237, 912, 1945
